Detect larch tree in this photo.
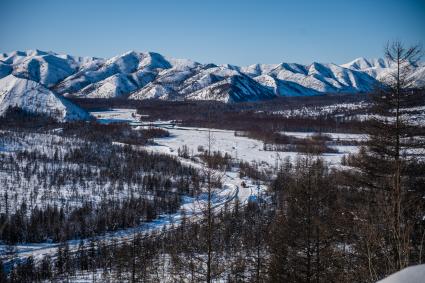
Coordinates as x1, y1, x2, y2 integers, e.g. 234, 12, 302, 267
347, 41, 425, 279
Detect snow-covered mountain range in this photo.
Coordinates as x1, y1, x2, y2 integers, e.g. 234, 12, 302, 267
0, 49, 424, 119
342, 57, 425, 87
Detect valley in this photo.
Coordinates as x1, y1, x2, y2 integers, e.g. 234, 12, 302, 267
0, 46, 424, 282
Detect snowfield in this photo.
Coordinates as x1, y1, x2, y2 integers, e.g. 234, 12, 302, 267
90, 108, 144, 125
93, 109, 358, 167
149, 126, 357, 167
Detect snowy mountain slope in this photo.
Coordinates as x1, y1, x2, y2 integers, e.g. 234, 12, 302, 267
253, 74, 321, 96
78, 73, 139, 98
1, 50, 424, 105
239, 61, 378, 95
342, 57, 392, 70
342, 57, 425, 86
0, 50, 101, 87
186, 72, 276, 102
12, 54, 78, 87
0, 61, 12, 78
0, 75, 91, 121
223, 63, 279, 77
130, 64, 275, 102
54, 51, 199, 98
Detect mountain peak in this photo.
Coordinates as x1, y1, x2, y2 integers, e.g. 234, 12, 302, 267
0, 49, 424, 110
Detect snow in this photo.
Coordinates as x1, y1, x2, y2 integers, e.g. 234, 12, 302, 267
1, 106, 409, 264
149, 126, 357, 167
130, 64, 275, 102
281, 131, 368, 142
79, 74, 138, 98
90, 108, 144, 125
0, 50, 100, 88
377, 265, 425, 283
89, 109, 361, 167
341, 57, 425, 87
253, 74, 320, 96
342, 57, 392, 72
6, 49, 425, 104
269, 101, 370, 118
0, 108, 267, 262
151, 126, 293, 165
0, 75, 91, 121
242, 61, 377, 95
239, 63, 280, 77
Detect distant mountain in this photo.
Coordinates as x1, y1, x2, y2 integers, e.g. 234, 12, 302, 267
342, 57, 425, 87
0, 50, 424, 113
129, 64, 275, 102
243, 62, 378, 95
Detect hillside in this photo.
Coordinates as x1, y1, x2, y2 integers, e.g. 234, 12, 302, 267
2, 50, 424, 106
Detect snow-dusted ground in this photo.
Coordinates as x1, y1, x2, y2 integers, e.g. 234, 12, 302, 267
150, 126, 358, 167
93, 109, 357, 167
0, 108, 366, 263
0, 109, 265, 263
150, 126, 286, 166
280, 131, 367, 142
377, 265, 425, 283
90, 108, 144, 125
1, 150, 260, 264
268, 101, 369, 118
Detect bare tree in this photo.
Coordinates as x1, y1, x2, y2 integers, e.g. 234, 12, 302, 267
347, 41, 425, 278
202, 120, 225, 283
173, 106, 225, 282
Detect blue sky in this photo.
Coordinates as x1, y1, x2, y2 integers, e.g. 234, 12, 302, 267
1, 0, 424, 65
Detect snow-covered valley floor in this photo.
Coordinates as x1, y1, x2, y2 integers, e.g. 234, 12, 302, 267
92, 109, 359, 166
0, 109, 269, 264
0, 108, 363, 265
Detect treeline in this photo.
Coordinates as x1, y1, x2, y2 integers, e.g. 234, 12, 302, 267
61, 122, 169, 146
0, 107, 59, 130
0, 195, 177, 243
68, 93, 369, 111
236, 130, 340, 154
133, 100, 369, 133
0, 108, 170, 147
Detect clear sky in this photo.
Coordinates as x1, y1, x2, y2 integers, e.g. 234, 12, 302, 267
1, 0, 424, 66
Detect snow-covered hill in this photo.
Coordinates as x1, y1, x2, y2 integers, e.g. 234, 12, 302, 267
244, 62, 378, 95
129, 64, 275, 102
342, 57, 425, 86
0, 49, 101, 88
0, 75, 91, 121
0, 50, 424, 106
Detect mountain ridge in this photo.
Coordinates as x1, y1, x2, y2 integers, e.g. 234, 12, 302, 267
0, 50, 424, 119
0, 74, 91, 121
